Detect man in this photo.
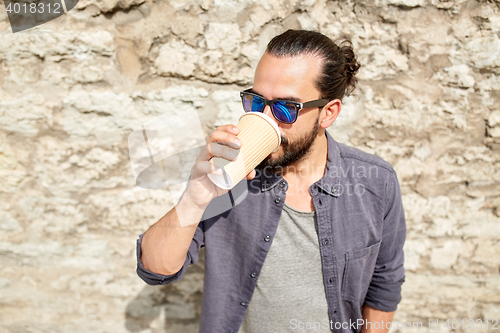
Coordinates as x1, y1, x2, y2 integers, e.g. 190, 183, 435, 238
136, 30, 406, 333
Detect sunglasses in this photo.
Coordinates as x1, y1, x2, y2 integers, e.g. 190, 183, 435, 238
239, 89, 331, 124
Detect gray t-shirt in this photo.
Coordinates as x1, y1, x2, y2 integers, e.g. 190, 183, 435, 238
238, 202, 330, 333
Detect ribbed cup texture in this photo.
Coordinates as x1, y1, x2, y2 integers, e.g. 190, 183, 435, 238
209, 113, 280, 189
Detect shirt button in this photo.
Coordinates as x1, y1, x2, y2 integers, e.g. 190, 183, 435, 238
264, 235, 270, 242
323, 239, 329, 245
250, 272, 256, 278
319, 198, 322, 205
274, 197, 281, 204
240, 301, 247, 306
279, 181, 285, 188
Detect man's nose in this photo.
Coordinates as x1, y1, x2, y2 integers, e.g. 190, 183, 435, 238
263, 105, 273, 119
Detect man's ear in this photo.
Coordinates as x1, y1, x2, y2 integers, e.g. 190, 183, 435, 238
319, 99, 342, 129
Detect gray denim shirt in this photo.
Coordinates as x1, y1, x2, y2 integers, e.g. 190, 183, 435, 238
136, 131, 406, 333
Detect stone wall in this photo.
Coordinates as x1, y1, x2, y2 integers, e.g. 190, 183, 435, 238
0, 0, 499, 331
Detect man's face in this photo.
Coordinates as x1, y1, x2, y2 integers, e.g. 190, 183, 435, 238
252, 52, 324, 174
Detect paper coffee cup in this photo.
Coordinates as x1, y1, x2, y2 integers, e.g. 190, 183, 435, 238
207, 112, 281, 190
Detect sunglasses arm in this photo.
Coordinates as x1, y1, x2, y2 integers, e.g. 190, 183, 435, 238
301, 99, 331, 108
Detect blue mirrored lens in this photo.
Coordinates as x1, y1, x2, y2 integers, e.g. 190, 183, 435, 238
243, 95, 265, 113
273, 101, 296, 123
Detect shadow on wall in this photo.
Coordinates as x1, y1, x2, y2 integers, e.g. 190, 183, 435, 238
125, 249, 205, 333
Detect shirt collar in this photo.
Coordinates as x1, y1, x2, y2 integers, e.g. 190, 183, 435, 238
259, 130, 341, 197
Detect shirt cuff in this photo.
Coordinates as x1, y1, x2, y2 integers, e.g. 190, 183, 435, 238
363, 279, 405, 312
136, 233, 185, 285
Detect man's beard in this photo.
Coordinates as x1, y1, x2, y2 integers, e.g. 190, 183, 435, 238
256, 116, 320, 175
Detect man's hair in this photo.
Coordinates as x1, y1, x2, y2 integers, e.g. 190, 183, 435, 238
266, 29, 361, 101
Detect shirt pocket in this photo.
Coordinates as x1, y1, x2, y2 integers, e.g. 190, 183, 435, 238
341, 240, 382, 303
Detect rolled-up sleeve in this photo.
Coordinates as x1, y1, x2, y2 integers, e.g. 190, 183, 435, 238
136, 222, 205, 285
364, 170, 406, 312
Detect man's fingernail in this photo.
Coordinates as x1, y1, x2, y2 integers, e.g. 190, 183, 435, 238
230, 149, 239, 159
234, 139, 242, 147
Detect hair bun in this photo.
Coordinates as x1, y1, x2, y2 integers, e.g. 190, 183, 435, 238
339, 40, 361, 97
266, 30, 361, 100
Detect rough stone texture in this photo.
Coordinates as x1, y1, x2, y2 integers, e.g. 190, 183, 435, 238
0, 0, 499, 331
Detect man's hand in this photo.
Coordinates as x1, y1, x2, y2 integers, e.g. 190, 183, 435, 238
186, 124, 256, 209
360, 304, 395, 333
